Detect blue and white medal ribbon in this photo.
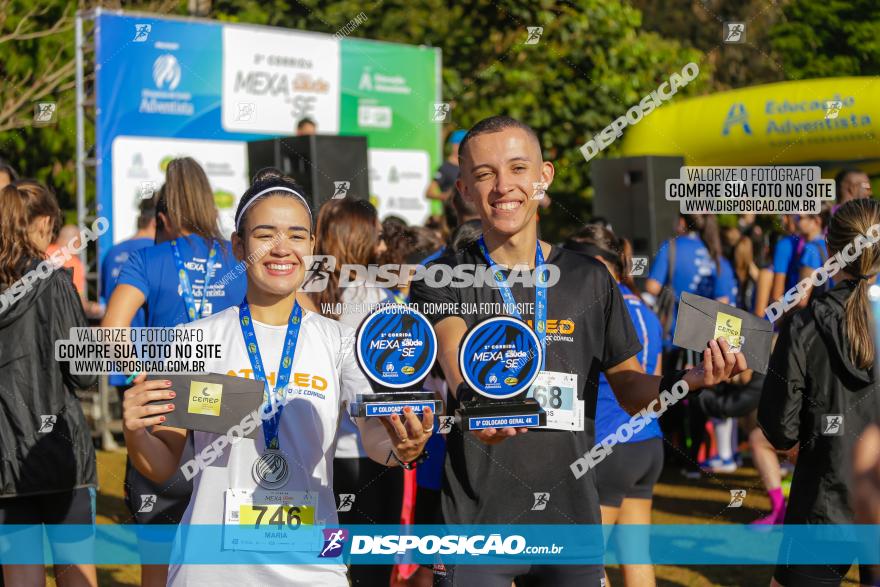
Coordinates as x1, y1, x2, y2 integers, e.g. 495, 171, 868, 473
239, 300, 303, 489
477, 236, 547, 370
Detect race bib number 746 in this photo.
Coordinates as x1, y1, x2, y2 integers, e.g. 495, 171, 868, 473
238, 504, 314, 529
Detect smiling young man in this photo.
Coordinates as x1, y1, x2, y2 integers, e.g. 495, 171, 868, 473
409, 116, 747, 586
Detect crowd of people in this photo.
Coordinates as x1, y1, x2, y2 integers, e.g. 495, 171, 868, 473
0, 117, 879, 587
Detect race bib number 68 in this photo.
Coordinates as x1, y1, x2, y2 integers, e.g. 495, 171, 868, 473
526, 371, 582, 431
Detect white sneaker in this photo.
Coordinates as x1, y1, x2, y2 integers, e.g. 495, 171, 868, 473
701, 457, 738, 473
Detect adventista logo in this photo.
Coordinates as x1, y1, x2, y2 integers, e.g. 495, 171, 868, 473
140, 53, 193, 116
153, 54, 181, 90
356, 66, 411, 95
319, 528, 348, 558
722, 103, 752, 136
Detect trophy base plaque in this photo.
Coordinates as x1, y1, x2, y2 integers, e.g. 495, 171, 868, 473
456, 398, 546, 431
349, 392, 440, 418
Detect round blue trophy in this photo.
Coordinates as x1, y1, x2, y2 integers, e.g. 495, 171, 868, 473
349, 304, 440, 418
456, 316, 545, 431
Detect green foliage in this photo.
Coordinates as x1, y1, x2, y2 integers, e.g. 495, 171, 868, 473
0, 0, 77, 210
632, 0, 787, 91
770, 0, 880, 79
213, 0, 707, 241
10, 0, 875, 240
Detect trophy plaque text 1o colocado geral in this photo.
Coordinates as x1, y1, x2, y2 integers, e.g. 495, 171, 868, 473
349, 303, 441, 418
456, 315, 546, 431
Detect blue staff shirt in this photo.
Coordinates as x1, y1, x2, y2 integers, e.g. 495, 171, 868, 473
595, 284, 663, 442
117, 234, 246, 328
649, 233, 720, 347
101, 236, 154, 385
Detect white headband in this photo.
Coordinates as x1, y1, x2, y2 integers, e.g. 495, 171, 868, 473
235, 186, 312, 231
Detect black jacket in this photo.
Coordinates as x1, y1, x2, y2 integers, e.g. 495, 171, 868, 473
759, 280, 878, 525
0, 263, 97, 497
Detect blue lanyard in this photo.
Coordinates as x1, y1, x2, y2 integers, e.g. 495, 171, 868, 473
239, 300, 303, 451
170, 239, 219, 321
477, 236, 547, 370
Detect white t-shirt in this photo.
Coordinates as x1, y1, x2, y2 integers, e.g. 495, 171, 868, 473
334, 282, 390, 459
167, 306, 372, 587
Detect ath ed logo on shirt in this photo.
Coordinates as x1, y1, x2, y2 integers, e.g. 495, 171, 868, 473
713, 312, 743, 351
319, 528, 348, 558
188, 381, 223, 416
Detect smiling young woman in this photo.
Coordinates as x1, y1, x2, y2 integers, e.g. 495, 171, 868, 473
121, 177, 433, 587
102, 157, 247, 587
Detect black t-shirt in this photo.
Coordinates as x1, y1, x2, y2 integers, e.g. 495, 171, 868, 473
409, 241, 641, 524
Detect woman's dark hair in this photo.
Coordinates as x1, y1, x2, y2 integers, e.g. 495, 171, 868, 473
681, 213, 722, 269
450, 219, 482, 252
250, 166, 284, 185
0, 159, 19, 184
380, 217, 411, 267
376, 216, 407, 263
382, 223, 443, 266
826, 198, 880, 369
0, 180, 62, 288
564, 224, 638, 293
234, 177, 313, 236
403, 226, 444, 265
309, 199, 380, 319
154, 157, 223, 243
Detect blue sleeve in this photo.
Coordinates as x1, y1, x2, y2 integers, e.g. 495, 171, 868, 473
646, 310, 663, 373
800, 243, 821, 270
116, 248, 150, 298
99, 251, 112, 302
648, 241, 669, 284
772, 237, 793, 274
715, 259, 737, 302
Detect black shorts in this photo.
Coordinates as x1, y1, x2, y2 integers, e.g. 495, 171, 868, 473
0, 486, 95, 525
333, 456, 403, 587
415, 486, 443, 525
596, 437, 663, 507
124, 433, 195, 524
0, 487, 96, 551
774, 537, 874, 587
431, 563, 604, 587
697, 373, 764, 419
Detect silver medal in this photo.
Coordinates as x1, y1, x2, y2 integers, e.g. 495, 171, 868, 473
252, 449, 290, 490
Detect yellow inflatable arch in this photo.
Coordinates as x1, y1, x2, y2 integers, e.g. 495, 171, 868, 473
620, 77, 880, 175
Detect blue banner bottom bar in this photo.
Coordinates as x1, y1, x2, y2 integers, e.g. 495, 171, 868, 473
1, 525, 879, 565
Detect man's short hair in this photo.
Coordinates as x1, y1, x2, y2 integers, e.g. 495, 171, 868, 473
137, 198, 155, 229
452, 189, 478, 223
297, 118, 316, 131
458, 116, 541, 166
835, 167, 865, 201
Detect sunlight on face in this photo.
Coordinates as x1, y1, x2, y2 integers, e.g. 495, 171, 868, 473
456, 128, 552, 238
233, 195, 314, 298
